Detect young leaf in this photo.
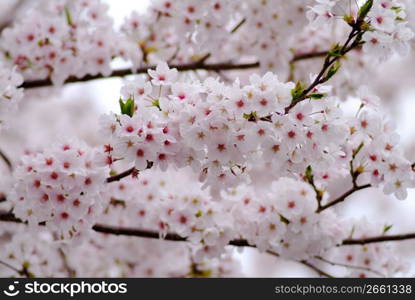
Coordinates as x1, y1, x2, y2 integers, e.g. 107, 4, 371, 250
326, 61, 341, 80
357, 0, 373, 22
383, 224, 393, 234
291, 81, 305, 102
119, 97, 135, 117
309, 93, 325, 100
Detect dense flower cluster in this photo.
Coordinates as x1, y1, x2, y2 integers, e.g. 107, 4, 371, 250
0, 0, 137, 84
122, 0, 312, 70
307, 0, 414, 61
0, 222, 241, 277
0, 224, 64, 277
323, 220, 409, 277
101, 62, 414, 200
10, 140, 107, 240
0, 0, 415, 278
0, 65, 23, 131
99, 169, 346, 261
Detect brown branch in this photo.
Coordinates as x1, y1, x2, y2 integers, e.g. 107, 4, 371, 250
1, 208, 415, 276
230, 18, 246, 34
106, 161, 154, 183
284, 23, 364, 114
291, 50, 328, 63
299, 260, 335, 278
0, 0, 25, 34
315, 255, 385, 277
106, 167, 137, 183
2, 209, 415, 246
316, 184, 371, 213
58, 248, 76, 277
342, 233, 415, 245
0, 259, 33, 278
21, 61, 260, 89
4, 209, 415, 247
0, 148, 12, 172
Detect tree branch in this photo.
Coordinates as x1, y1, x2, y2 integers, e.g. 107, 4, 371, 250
0, 148, 13, 172
3, 209, 415, 247
342, 233, 415, 245
291, 50, 328, 63
316, 184, 371, 213
106, 167, 137, 183
299, 260, 335, 278
315, 255, 385, 277
285, 23, 364, 113
21, 61, 260, 89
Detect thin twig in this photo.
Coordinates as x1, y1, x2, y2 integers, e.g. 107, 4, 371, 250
315, 256, 385, 277
0, 259, 33, 277
342, 233, 415, 245
106, 167, 137, 183
284, 23, 364, 113
58, 248, 76, 277
230, 18, 246, 34
299, 260, 335, 278
317, 184, 371, 213
0, 149, 13, 172
291, 50, 328, 63
0, 260, 21, 275
2, 209, 415, 246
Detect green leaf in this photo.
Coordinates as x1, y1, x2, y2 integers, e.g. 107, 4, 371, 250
291, 81, 305, 102
243, 112, 258, 121
152, 98, 161, 110
391, 6, 403, 14
279, 214, 290, 225
352, 141, 365, 158
383, 224, 393, 234
343, 14, 355, 26
110, 198, 126, 208
328, 44, 343, 57
305, 165, 314, 183
326, 60, 341, 80
64, 7, 73, 26
357, 0, 373, 22
119, 97, 135, 117
309, 93, 325, 100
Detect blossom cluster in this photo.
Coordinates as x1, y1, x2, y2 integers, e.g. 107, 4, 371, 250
99, 168, 346, 262
323, 219, 409, 277
101, 62, 414, 200
0, 221, 241, 277
0, 0, 137, 84
0, 65, 23, 131
122, 0, 312, 70
307, 0, 414, 61
1, 0, 415, 279
10, 140, 107, 240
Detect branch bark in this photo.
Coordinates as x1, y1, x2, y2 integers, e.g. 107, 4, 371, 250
342, 233, 415, 245
106, 167, 137, 183
285, 23, 364, 113
21, 61, 260, 89
0, 148, 12, 172
316, 184, 371, 213
2, 209, 415, 246
291, 50, 328, 63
